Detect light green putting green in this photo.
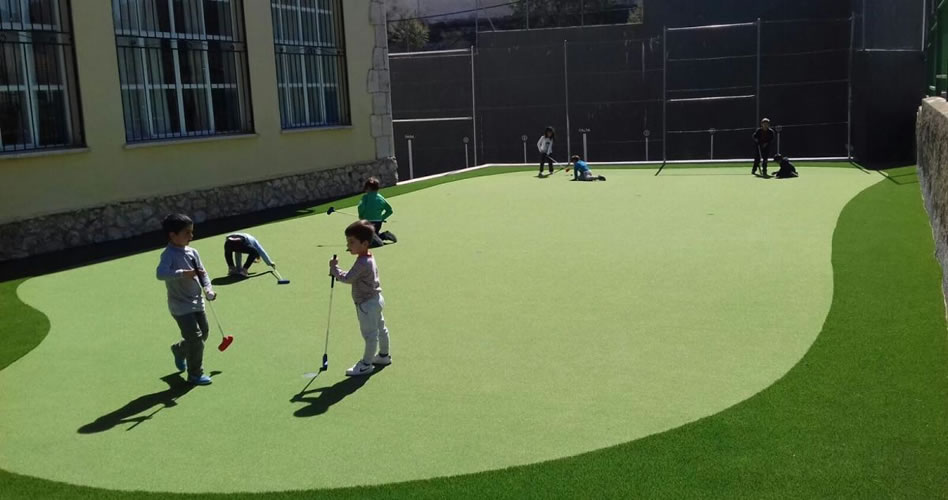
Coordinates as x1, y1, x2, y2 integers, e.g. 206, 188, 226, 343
0, 167, 878, 493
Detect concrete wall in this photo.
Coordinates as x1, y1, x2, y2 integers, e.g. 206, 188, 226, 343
0, 0, 388, 224
916, 97, 948, 316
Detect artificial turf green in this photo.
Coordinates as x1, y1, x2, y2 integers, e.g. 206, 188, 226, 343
1, 165, 945, 499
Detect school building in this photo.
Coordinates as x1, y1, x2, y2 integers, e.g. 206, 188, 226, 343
0, 0, 396, 261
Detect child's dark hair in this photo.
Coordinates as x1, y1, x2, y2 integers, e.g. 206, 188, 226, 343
570, 154, 581, 162
774, 154, 784, 162
162, 213, 193, 236
345, 220, 376, 243
544, 126, 555, 138
364, 177, 381, 191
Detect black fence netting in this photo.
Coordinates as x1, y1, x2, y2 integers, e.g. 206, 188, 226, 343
390, 15, 855, 176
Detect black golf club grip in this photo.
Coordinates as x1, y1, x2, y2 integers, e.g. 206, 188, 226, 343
331, 254, 337, 288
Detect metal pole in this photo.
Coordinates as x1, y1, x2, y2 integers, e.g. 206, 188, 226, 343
581, 0, 584, 26
644, 131, 650, 161
582, 131, 588, 160
756, 18, 761, 125
641, 40, 646, 77
522, 135, 528, 163
862, 0, 867, 49
662, 26, 667, 161
465, 143, 470, 167
848, 14, 855, 160
526, 0, 529, 29
475, 0, 479, 48
407, 137, 414, 179
471, 46, 477, 167
564, 39, 571, 159
922, 0, 926, 51
710, 132, 715, 159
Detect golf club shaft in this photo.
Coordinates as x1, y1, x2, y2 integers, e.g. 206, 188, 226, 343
187, 256, 223, 338
205, 298, 226, 339
324, 255, 336, 356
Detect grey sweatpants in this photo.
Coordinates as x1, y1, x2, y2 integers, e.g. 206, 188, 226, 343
356, 294, 390, 364
171, 311, 209, 379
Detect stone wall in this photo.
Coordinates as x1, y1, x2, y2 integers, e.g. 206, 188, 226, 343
0, 158, 397, 261
916, 97, 948, 318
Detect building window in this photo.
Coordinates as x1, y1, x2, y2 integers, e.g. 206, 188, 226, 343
0, 0, 83, 153
113, 0, 253, 142
271, 0, 350, 129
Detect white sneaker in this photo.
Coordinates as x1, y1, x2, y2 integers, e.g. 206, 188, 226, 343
345, 360, 375, 376
237, 268, 249, 277
227, 266, 238, 276
372, 354, 392, 366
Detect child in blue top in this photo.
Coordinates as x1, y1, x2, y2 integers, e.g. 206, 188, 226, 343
224, 232, 276, 277
569, 155, 606, 181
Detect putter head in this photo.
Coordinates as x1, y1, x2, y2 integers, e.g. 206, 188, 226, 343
326, 207, 335, 215
277, 279, 291, 285
218, 335, 234, 352
321, 354, 329, 371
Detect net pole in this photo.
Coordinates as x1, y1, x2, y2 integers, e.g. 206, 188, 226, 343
564, 39, 571, 159
756, 18, 761, 124
862, 0, 867, 49
475, 0, 479, 48
662, 26, 667, 161
848, 14, 855, 161
471, 45, 477, 167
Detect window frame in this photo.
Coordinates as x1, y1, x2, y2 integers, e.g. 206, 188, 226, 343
0, 0, 84, 153
112, 0, 254, 143
271, 0, 350, 130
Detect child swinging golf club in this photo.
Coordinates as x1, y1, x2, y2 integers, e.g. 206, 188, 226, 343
328, 221, 392, 376
156, 214, 217, 386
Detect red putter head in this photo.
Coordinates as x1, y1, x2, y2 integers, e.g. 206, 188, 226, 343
218, 335, 234, 351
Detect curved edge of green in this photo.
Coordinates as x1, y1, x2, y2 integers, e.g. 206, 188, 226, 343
3, 165, 946, 499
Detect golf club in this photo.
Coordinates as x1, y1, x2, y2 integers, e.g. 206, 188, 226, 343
298, 254, 336, 395
756, 144, 765, 176
206, 298, 233, 352
271, 266, 290, 285
327, 206, 358, 218
188, 256, 234, 351
549, 155, 569, 174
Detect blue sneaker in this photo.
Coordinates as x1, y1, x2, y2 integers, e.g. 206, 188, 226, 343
188, 374, 212, 385
171, 345, 186, 373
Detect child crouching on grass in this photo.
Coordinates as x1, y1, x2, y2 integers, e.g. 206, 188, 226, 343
358, 177, 397, 248
568, 155, 606, 181
329, 221, 392, 376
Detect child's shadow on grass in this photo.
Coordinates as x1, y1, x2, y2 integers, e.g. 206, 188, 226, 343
77, 371, 222, 433
211, 272, 270, 286
290, 366, 386, 418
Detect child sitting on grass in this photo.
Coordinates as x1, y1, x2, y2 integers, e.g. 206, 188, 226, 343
358, 177, 397, 248
773, 154, 799, 179
329, 221, 392, 376
156, 214, 216, 386
224, 232, 276, 277
568, 155, 607, 181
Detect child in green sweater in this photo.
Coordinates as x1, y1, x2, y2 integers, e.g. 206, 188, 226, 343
358, 177, 397, 248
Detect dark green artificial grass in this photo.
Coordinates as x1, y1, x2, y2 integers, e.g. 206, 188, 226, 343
1, 166, 946, 498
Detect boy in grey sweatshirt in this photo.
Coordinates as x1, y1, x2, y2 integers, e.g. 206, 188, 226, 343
156, 214, 217, 385
329, 220, 392, 376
